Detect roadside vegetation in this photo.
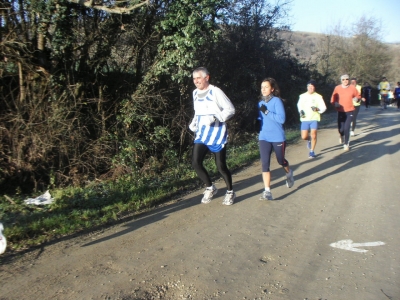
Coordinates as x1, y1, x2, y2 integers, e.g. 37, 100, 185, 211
1, 114, 342, 251
0, 0, 389, 252
1, 129, 295, 251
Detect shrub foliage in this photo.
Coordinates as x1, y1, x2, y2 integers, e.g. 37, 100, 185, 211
0, 0, 315, 194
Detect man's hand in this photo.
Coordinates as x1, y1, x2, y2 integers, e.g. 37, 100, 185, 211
334, 102, 340, 108
189, 118, 198, 132
207, 115, 217, 125
311, 106, 319, 112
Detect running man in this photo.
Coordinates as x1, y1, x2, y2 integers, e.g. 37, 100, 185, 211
330, 74, 360, 151
394, 82, 400, 110
378, 76, 391, 109
297, 80, 327, 158
350, 78, 362, 136
361, 82, 372, 109
189, 67, 236, 205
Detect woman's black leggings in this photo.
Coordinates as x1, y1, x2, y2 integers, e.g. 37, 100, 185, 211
259, 140, 288, 172
192, 143, 233, 190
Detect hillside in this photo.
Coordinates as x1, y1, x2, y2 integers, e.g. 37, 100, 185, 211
279, 30, 400, 84
279, 31, 322, 62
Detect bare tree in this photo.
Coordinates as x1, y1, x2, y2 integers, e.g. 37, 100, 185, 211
386, 44, 400, 86
315, 16, 390, 85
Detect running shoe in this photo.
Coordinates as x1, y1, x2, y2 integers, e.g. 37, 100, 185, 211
260, 190, 273, 200
343, 144, 350, 152
339, 136, 344, 144
309, 151, 316, 158
201, 185, 218, 204
350, 131, 355, 136
307, 140, 311, 149
222, 191, 236, 205
286, 169, 295, 188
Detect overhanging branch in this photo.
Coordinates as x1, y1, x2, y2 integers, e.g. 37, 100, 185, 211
69, 0, 149, 14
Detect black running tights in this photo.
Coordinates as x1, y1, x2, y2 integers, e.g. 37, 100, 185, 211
337, 111, 353, 144
351, 105, 361, 131
191, 143, 233, 190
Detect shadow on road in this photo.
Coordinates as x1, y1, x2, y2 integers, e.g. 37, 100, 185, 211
83, 108, 400, 246
280, 107, 400, 199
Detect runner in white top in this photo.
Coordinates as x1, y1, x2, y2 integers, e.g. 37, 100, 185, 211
189, 67, 236, 205
297, 80, 327, 158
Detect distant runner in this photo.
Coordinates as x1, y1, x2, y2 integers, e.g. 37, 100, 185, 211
350, 78, 362, 136
330, 74, 360, 151
297, 80, 327, 158
378, 76, 391, 109
361, 82, 372, 110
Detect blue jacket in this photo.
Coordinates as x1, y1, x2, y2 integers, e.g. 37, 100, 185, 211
258, 96, 286, 142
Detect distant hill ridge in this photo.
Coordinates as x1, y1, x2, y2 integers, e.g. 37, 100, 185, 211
279, 31, 400, 82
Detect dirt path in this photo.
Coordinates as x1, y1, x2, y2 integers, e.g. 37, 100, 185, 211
1, 107, 400, 300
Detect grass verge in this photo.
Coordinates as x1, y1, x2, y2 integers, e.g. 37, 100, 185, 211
1, 113, 336, 252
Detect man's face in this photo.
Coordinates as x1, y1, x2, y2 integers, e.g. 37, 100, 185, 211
307, 84, 315, 94
193, 72, 209, 90
350, 80, 357, 86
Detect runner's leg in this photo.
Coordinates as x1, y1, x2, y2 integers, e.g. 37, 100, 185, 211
192, 143, 212, 186
344, 111, 354, 144
214, 147, 233, 190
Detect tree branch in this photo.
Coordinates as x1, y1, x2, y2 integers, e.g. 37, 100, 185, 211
68, 0, 149, 14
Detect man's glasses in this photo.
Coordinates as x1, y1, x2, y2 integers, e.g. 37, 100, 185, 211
342, 78, 349, 81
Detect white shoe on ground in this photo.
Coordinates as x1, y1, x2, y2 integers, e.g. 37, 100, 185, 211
222, 191, 236, 205
201, 185, 218, 204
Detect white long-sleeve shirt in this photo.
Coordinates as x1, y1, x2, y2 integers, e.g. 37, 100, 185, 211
190, 85, 235, 152
192, 85, 235, 121
297, 92, 326, 121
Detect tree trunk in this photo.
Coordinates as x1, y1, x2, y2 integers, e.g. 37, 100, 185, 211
18, 61, 26, 103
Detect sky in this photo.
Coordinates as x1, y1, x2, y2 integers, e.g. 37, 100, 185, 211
289, 0, 400, 43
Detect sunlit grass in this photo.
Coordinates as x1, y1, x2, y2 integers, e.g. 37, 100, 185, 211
0, 126, 308, 251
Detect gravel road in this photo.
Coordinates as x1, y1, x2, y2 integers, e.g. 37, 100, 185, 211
1, 106, 399, 300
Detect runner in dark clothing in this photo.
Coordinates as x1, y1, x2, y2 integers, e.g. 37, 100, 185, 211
394, 82, 400, 110
361, 82, 372, 109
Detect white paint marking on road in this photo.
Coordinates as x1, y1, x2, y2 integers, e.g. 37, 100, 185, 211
330, 239, 385, 253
